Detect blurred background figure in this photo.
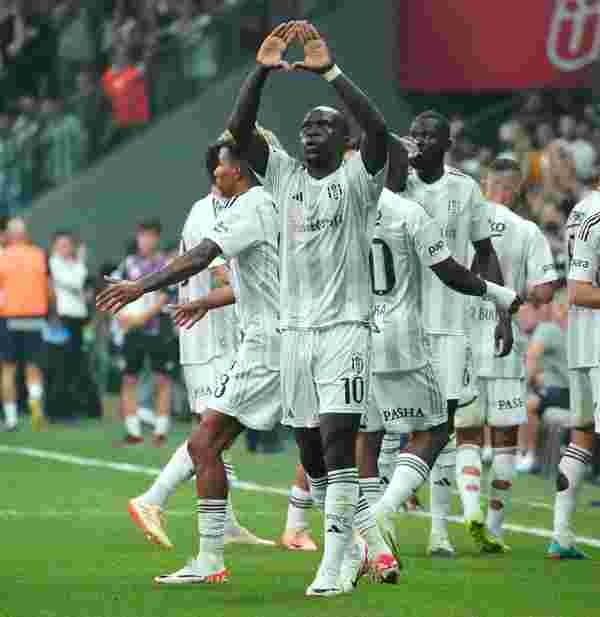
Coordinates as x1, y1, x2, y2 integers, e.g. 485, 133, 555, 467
520, 293, 569, 474
111, 219, 172, 447
45, 230, 100, 422
0, 217, 49, 431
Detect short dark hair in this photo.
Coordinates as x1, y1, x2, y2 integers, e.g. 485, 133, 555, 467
415, 110, 451, 139
205, 139, 255, 182
137, 218, 162, 234
52, 229, 74, 242
488, 157, 522, 176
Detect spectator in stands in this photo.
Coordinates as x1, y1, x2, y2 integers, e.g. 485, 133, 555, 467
102, 42, 150, 149
39, 97, 87, 188
0, 109, 20, 216
53, 0, 96, 98
557, 114, 597, 185
112, 219, 172, 447
519, 293, 569, 473
69, 69, 110, 164
0, 0, 26, 105
169, 0, 218, 98
13, 95, 40, 205
0, 217, 49, 431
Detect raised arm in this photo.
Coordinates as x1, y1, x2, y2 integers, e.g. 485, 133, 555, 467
96, 239, 222, 314
293, 22, 388, 174
227, 22, 296, 176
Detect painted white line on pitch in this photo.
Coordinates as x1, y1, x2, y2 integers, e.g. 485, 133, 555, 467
451, 488, 553, 512
2, 444, 599, 549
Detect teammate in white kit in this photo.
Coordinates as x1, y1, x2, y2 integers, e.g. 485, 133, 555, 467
454, 158, 558, 552
355, 137, 521, 557
125, 145, 273, 550
403, 111, 509, 556
547, 190, 600, 560
98, 140, 282, 583
227, 21, 398, 596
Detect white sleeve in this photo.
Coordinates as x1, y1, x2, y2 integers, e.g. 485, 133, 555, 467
412, 208, 451, 267
205, 201, 262, 259
252, 146, 296, 203
345, 150, 386, 207
470, 187, 492, 243
569, 227, 600, 283
527, 226, 559, 287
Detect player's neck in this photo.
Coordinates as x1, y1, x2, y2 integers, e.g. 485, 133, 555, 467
416, 162, 445, 184
306, 155, 343, 180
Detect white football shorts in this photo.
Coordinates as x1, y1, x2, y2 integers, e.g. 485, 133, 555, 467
281, 324, 371, 429
360, 362, 446, 433
568, 366, 600, 431
206, 338, 281, 431
425, 333, 468, 401
455, 377, 527, 428
183, 355, 233, 415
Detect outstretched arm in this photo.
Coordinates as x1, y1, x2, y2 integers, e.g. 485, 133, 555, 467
294, 22, 387, 174
228, 22, 296, 175
96, 239, 222, 314
170, 286, 236, 330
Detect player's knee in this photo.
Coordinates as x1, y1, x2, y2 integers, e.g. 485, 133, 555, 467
491, 479, 512, 490
556, 471, 569, 492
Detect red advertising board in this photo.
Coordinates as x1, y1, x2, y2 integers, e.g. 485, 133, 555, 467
396, 0, 600, 91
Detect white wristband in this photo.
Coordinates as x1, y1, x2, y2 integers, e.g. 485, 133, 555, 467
484, 281, 517, 311
322, 64, 342, 82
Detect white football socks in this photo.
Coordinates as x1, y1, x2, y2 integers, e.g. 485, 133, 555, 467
486, 446, 516, 539
125, 414, 142, 438
359, 477, 384, 507
197, 498, 227, 574
429, 438, 456, 537
378, 433, 403, 485
376, 453, 430, 517
317, 468, 359, 587
307, 474, 327, 512
154, 415, 170, 437
140, 440, 194, 507
553, 444, 592, 548
355, 491, 390, 560
456, 444, 483, 521
285, 485, 313, 531
4, 402, 17, 428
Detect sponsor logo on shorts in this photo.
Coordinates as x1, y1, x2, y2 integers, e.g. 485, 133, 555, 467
571, 258, 590, 269
497, 396, 524, 410
351, 353, 366, 375
382, 407, 425, 422
471, 305, 499, 322
428, 240, 445, 257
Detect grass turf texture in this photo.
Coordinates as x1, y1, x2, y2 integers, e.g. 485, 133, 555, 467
2, 417, 600, 617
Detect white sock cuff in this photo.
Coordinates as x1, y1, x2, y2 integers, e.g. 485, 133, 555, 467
125, 415, 142, 438
396, 453, 430, 483
154, 415, 170, 436
28, 383, 43, 400
290, 485, 313, 506
563, 444, 592, 465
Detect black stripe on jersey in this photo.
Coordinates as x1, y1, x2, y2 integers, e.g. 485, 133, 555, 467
578, 212, 600, 241
223, 195, 240, 210
448, 169, 468, 178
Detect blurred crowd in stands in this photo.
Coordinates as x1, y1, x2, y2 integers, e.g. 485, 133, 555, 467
0, 0, 308, 215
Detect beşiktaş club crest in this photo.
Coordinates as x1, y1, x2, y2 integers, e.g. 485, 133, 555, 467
351, 353, 365, 375
327, 183, 343, 201
547, 0, 600, 72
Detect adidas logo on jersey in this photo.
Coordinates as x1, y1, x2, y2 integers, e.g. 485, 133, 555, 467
291, 192, 304, 203
382, 407, 425, 422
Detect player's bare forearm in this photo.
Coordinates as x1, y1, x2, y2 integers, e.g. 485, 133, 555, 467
202, 285, 236, 310
528, 281, 555, 306
472, 238, 504, 285
227, 65, 271, 175
330, 73, 388, 174
568, 279, 600, 308
431, 257, 486, 297
141, 239, 222, 293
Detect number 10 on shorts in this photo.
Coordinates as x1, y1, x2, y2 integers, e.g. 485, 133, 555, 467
342, 376, 365, 405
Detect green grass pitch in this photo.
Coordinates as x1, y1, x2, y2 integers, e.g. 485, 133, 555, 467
2, 418, 600, 617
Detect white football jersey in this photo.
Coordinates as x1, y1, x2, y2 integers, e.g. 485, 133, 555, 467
469, 202, 559, 378
205, 186, 280, 369
256, 148, 384, 329
403, 166, 490, 335
179, 194, 238, 365
567, 192, 600, 369
372, 188, 451, 372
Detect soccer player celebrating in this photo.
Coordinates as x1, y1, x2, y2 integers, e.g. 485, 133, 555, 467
454, 158, 558, 552
98, 139, 282, 584
403, 112, 508, 556
226, 21, 397, 595
127, 143, 273, 550
358, 137, 521, 554
547, 189, 600, 559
